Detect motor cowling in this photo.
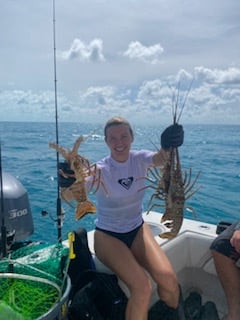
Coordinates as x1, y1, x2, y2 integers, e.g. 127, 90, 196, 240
0, 172, 34, 242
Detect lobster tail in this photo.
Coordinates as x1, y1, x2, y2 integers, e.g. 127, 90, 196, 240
75, 200, 96, 220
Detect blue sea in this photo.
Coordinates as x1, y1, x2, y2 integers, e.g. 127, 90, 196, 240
0, 121, 239, 244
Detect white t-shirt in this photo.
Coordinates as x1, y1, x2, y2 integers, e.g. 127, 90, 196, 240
94, 150, 154, 233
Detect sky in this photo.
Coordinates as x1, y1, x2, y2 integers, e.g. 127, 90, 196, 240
1, 0, 240, 125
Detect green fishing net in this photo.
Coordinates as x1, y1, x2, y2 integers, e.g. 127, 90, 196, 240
0, 242, 70, 320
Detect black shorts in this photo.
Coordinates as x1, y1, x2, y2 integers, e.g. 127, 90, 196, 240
96, 220, 144, 248
210, 222, 240, 262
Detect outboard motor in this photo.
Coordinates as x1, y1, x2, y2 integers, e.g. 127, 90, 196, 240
0, 172, 34, 251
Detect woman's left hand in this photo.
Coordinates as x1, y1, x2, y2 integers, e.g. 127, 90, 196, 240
161, 124, 184, 150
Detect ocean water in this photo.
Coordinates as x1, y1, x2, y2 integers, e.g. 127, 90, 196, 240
0, 121, 240, 244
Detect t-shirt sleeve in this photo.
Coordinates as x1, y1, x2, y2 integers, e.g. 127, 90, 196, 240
135, 150, 155, 167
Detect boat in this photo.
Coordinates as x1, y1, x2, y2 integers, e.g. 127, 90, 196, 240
0, 167, 228, 319
87, 211, 228, 319
0, 172, 227, 320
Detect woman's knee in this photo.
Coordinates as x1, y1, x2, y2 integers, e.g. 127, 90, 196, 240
129, 273, 152, 299
141, 276, 152, 298
157, 267, 178, 288
125, 277, 152, 320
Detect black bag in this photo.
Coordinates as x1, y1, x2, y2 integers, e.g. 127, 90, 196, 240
93, 273, 128, 320
67, 228, 96, 300
68, 282, 104, 320
67, 227, 127, 320
68, 272, 127, 320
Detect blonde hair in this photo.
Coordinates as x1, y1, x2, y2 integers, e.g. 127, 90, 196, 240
104, 116, 133, 138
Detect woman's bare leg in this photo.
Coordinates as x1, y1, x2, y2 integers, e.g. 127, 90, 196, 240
131, 223, 179, 308
94, 230, 152, 320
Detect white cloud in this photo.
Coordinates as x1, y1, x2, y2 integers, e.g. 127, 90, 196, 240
80, 86, 115, 107
1, 66, 240, 124
194, 67, 240, 84
59, 38, 105, 62
78, 86, 133, 118
123, 41, 164, 64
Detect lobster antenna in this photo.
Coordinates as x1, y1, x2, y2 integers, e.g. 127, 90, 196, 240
171, 89, 176, 124
0, 141, 7, 257
168, 84, 177, 124
176, 77, 194, 123
169, 82, 180, 125
174, 80, 181, 124
53, 0, 62, 243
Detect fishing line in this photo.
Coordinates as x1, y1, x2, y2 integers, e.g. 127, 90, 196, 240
52, 0, 63, 243
0, 140, 7, 257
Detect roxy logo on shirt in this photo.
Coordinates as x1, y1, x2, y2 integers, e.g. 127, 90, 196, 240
118, 177, 134, 190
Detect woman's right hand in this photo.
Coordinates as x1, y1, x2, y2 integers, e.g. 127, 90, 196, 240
58, 162, 76, 188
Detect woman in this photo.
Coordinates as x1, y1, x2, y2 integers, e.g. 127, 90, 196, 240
93, 116, 184, 320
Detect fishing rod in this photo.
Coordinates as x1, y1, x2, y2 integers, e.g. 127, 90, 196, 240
52, 0, 63, 244
0, 141, 7, 257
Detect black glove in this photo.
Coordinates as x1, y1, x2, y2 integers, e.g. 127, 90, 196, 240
58, 162, 76, 188
161, 124, 184, 150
